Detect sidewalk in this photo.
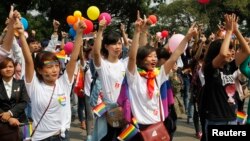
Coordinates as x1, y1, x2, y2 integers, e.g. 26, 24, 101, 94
69, 116, 200, 141
69, 97, 249, 141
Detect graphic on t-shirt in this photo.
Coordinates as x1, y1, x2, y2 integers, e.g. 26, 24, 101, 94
58, 95, 66, 106
225, 84, 236, 104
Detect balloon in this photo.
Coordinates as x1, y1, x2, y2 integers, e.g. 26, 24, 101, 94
161, 30, 169, 38
148, 15, 157, 24
73, 22, 78, 30
69, 27, 76, 38
21, 17, 28, 30
24, 31, 29, 38
168, 34, 187, 52
83, 19, 94, 34
98, 12, 111, 25
87, 6, 100, 20
198, 0, 210, 4
156, 32, 162, 38
64, 42, 74, 55
240, 56, 250, 78
74, 10, 82, 17
67, 15, 77, 25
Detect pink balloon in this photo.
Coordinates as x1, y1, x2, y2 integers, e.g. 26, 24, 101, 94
98, 12, 111, 25
64, 42, 74, 55
156, 32, 162, 38
168, 34, 187, 52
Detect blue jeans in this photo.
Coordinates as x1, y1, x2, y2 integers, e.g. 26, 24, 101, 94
41, 130, 69, 141
205, 119, 237, 141
25, 102, 32, 120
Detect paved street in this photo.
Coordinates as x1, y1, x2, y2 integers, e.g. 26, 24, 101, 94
69, 115, 200, 141
69, 97, 249, 141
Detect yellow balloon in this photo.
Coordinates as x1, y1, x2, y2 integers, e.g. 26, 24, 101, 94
87, 6, 100, 21
74, 10, 82, 17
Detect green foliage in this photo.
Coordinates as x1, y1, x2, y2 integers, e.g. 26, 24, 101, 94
1, 0, 250, 40
154, 0, 250, 37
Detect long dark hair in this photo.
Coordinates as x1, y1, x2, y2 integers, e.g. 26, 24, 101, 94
34, 51, 60, 82
101, 30, 121, 58
136, 45, 156, 70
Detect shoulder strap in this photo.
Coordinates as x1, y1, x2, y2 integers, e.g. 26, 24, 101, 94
155, 78, 163, 121
30, 85, 56, 137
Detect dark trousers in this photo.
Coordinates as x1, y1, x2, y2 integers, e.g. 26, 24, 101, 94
41, 130, 69, 141
100, 123, 122, 141
0, 122, 19, 141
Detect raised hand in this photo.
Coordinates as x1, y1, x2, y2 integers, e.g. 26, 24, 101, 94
14, 18, 24, 34
53, 19, 60, 30
231, 13, 239, 33
186, 23, 198, 40
120, 23, 125, 32
76, 20, 87, 34
134, 10, 143, 32
99, 17, 107, 30
224, 14, 234, 32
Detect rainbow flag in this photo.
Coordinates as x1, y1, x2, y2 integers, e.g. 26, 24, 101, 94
237, 111, 247, 124
117, 124, 139, 141
92, 102, 107, 117
55, 50, 66, 60
131, 117, 139, 129
20, 122, 33, 140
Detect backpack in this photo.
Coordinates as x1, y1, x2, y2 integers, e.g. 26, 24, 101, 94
89, 59, 103, 107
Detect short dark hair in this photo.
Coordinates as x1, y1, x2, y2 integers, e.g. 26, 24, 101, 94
34, 51, 60, 82
26, 36, 38, 44
136, 45, 156, 70
0, 57, 16, 78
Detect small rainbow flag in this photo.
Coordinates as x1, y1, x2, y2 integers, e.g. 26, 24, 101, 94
131, 117, 139, 129
92, 102, 107, 117
117, 124, 139, 141
237, 111, 247, 124
20, 122, 33, 140
55, 50, 66, 60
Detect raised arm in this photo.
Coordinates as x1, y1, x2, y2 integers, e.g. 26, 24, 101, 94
66, 20, 86, 83
212, 14, 234, 68
232, 14, 250, 66
120, 23, 129, 47
164, 23, 198, 74
139, 15, 151, 47
127, 11, 143, 74
92, 19, 106, 67
2, 6, 15, 53
15, 13, 34, 83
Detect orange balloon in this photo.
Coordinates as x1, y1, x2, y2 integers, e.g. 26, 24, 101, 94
67, 15, 76, 25
148, 15, 157, 24
73, 22, 78, 30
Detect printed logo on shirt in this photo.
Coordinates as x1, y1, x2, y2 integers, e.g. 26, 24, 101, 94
57, 94, 66, 106
220, 72, 234, 86
220, 72, 236, 104
225, 84, 236, 104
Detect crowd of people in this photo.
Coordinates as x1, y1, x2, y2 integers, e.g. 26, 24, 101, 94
0, 5, 250, 141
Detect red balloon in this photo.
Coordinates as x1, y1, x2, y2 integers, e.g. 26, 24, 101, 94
198, 0, 210, 4
161, 30, 169, 38
148, 15, 157, 24
83, 19, 93, 34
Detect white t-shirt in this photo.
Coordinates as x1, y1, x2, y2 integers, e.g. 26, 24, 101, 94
95, 58, 126, 103
25, 72, 73, 140
84, 65, 92, 96
126, 66, 169, 124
